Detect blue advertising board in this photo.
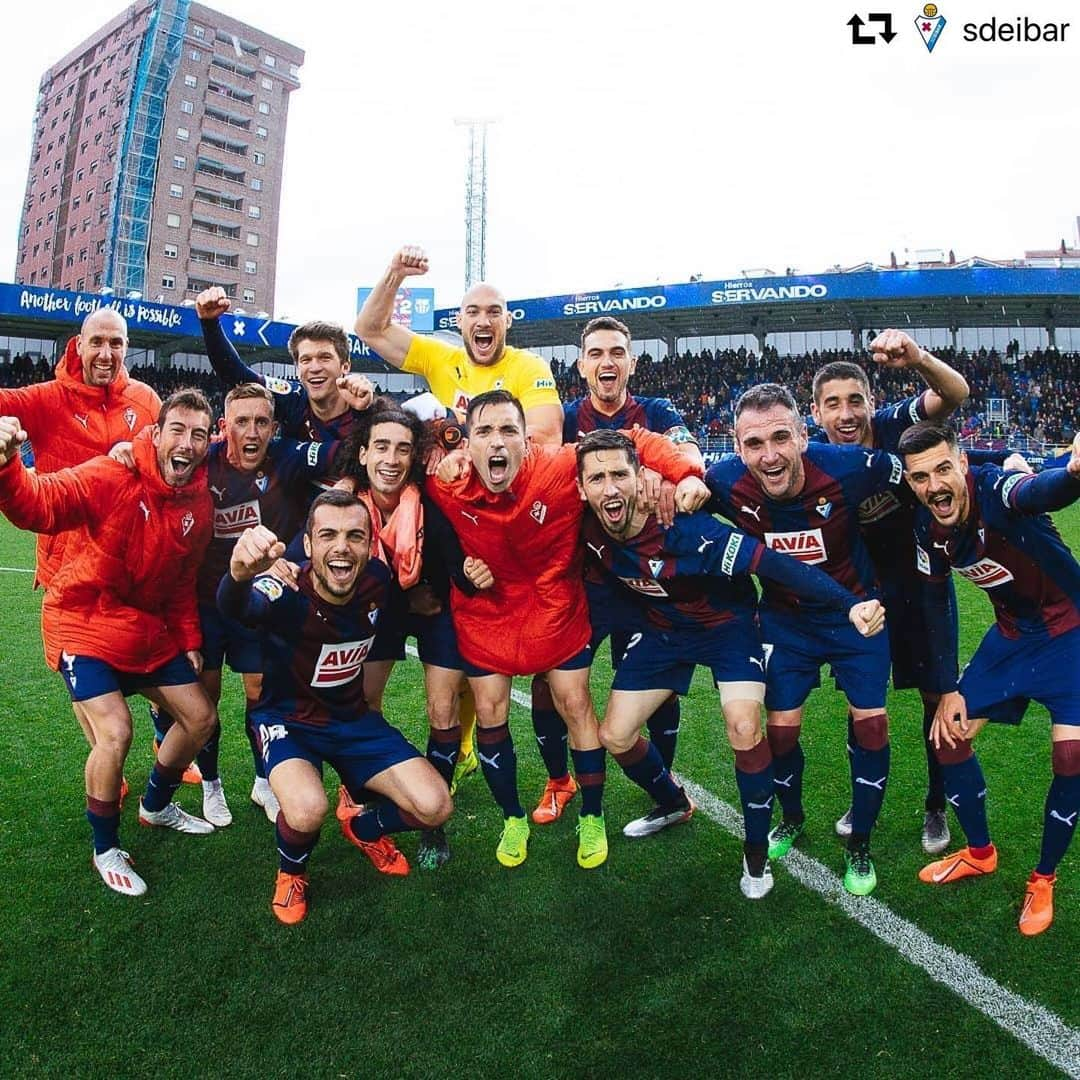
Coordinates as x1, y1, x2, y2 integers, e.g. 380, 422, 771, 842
433, 267, 1080, 329
356, 285, 435, 333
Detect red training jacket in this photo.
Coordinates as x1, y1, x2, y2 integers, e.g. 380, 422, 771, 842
428, 429, 702, 675
0, 427, 211, 673
0, 336, 161, 587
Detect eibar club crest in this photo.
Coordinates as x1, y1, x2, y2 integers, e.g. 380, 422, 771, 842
916, 3, 946, 52
530, 500, 548, 525
181, 511, 195, 537
123, 407, 137, 431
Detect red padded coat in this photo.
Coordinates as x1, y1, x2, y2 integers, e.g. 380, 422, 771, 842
0, 427, 211, 673
427, 429, 703, 676
0, 336, 161, 587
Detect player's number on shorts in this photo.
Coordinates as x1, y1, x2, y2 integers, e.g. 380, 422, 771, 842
620, 633, 644, 664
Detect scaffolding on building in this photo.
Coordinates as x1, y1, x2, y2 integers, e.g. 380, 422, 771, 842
105, 0, 190, 296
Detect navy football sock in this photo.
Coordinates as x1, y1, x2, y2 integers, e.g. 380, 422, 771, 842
734, 740, 774, 847
196, 721, 221, 783
276, 814, 319, 874
613, 737, 683, 807
426, 724, 461, 789
532, 676, 569, 781
646, 695, 680, 770
150, 704, 172, 745
923, 698, 947, 812
244, 699, 266, 779
1037, 772, 1080, 875
571, 747, 605, 816
86, 796, 121, 854
766, 727, 805, 823
477, 723, 525, 818
939, 754, 990, 849
349, 801, 424, 842
850, 714, 889, 835
142, 761, 184, 812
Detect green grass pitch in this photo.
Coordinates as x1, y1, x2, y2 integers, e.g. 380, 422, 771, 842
0, 511, 1076, 1078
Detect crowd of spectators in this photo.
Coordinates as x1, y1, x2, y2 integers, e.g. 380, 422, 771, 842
2, 342, 1077, 447
554, 342, 1080, 446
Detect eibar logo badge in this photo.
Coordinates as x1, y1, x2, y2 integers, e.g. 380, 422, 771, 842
648, 558, 665, 578
815, 500, 833, 519
530, 500, 548, 525
916, 3, 946, 52
181, 511, 195, 537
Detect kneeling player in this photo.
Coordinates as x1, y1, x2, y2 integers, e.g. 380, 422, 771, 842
218, 492, 451, 924
577, 431, 885, 896
902, 423, 1080, 936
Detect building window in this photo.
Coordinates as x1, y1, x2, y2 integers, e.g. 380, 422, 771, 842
181, 100, 194, 114
264, 54, 275, 68
244, 259, 256, 274
247, 205, 260, 218
184, 74, 197, 88
261, 77, 272, 90
166, 213, 181, 228
162, 274, 176, 289
252, 151, 265, 165
250, 178, 262, 191
243, 288, 255, 303
76, 277, 85, 291
245, 233, 258, 246
177, 127, 189, 141
192, 24, 204, 37
289, 64, 300, 77
173, 154, 186, 168
164, 243, 178, 258
169, 183, 183, 197
256, 126, 268, 139
79, 248, 88, 262
190, 49, 201, 61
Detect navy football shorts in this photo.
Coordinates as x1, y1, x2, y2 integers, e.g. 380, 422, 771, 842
255, 710, 422, 789
759, 605, 890, 712
960, 623, 1080, 728
58, 651, 198, 703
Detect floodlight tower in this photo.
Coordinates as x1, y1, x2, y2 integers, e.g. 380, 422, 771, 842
455, 119, 494, 289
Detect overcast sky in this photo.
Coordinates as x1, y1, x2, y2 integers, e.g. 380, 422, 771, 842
2, 0, 1077, 322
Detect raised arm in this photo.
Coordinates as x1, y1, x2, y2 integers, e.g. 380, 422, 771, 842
999, 439, 1080, 515
354, 246, 429, 369
197, 287, 264, 390
0, 417, 96, 534
870, 329, 969, 420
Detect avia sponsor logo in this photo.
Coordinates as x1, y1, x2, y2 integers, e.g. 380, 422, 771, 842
561, 294, 667, 317
619, 576, 669, 597
213, 499, 261, 538
711, 282, 828, 305
859, 491, 901, 523
310, 638, 375, 688
953, 559, 1014, 589
764, 528, 827, 565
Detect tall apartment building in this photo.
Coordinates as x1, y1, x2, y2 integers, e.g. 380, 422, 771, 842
15, 0, 303, 315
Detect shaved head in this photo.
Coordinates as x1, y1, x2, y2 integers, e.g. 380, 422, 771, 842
460, 282, 507, 311
458, 282, 512, 366
76, 307, 128, 387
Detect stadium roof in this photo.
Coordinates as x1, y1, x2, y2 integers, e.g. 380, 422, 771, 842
435, 266, 1080, 349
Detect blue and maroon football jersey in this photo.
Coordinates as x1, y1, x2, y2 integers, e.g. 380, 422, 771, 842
202, 317, 366, 444
196, 439, 338, 606
217, 560, 390, 729
915, 465, 1080, 648
563, 394, 690, 444
705, 442, 905, 613
581, 509, 858, 632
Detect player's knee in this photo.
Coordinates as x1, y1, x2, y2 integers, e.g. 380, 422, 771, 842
1052, 738, 1080, 776
96, 720, 133, 759
280, 788, 328, 833
934, 738, 973, 766
531, 675, 554, 712
411, 783, 453, 827
425, 691, 458, 730
725, 711, 762, 750
554, 689, 595, 734
598, 720, 633, 755
852, 712, 889, 751
766, 723, 801, 757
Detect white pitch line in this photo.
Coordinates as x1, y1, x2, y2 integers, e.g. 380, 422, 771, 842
459, 667, 1080, 1078
0, 566, 34, 573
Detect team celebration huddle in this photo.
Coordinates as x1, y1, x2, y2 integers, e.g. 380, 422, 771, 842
2, 243, 1078, 935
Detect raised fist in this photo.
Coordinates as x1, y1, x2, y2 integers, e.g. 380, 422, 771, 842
230, 525, 286, 582
195, 286, 231, 321
390, 245, 430, 278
